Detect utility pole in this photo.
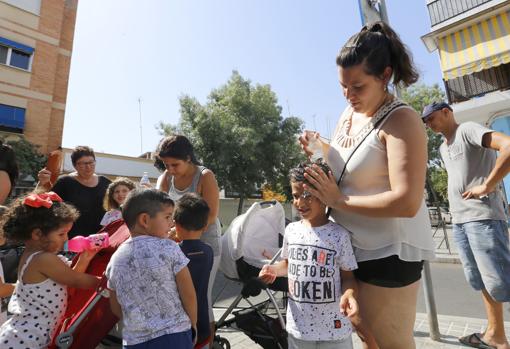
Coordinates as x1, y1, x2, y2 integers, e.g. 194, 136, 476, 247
357, 0, 440, 341
138, 97, 143, 154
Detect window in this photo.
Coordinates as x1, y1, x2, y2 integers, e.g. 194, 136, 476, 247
0, 37, 34, 71
0, 103, 26, 132
9, 49, 30, 70
0, 46, 7, 63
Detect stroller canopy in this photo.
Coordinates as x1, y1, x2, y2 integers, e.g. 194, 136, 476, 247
220, 201, 285, 279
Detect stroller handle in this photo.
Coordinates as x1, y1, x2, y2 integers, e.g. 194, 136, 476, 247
258, 200, 278, 208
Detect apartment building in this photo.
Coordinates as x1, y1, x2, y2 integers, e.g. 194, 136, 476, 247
0, 0, 78, 153
422, 0, 510, 200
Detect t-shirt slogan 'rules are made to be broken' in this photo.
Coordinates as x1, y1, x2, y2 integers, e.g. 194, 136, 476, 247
282, 221, 358, 341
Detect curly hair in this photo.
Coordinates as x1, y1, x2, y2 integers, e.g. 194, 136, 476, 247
0, 196, 79, 243
289, 160, 332, 189
103, 177, 136, 210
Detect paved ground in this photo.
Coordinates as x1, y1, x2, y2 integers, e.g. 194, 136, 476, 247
97, 224, 510, 348
214, 306, 510, 349
210, 224, 510, 349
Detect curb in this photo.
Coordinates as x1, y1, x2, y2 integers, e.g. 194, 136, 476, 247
432, 254, 462, 264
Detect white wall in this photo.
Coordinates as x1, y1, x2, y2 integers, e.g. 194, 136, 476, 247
62, 150, 161, 180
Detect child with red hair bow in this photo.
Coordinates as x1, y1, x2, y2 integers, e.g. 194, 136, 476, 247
0, 192, 100, 349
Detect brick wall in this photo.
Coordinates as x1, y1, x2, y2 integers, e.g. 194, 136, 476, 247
0, 0, 78, 154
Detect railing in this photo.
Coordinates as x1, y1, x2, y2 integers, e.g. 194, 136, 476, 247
445, 62, 510, 104
427, 0, 494, 26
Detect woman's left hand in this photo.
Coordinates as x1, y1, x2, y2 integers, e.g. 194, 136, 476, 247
304, 165, 344, 208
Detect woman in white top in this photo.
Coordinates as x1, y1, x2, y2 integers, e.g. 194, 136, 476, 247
301, 22, 434, 349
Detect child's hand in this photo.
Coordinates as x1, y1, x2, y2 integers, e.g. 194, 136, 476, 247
339, 293, 359, 320
80, 247, 100, 261
258, 265, 277, 284
191, 325, 197, 345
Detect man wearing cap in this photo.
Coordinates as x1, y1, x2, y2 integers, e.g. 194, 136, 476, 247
423, 101, 510, 349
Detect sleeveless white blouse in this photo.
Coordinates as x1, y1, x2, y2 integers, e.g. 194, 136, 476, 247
327, 100, 435, 262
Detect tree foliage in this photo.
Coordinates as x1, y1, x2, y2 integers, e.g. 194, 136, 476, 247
158, 71, 305, 213
401, 83, 448, 205
1, 136, 46, 182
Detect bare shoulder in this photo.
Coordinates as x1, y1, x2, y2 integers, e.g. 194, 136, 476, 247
200, 168, 218, 183
379, 106, 426, 140
34, 252, 65, 266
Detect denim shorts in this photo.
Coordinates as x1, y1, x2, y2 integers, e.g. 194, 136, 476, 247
453, 219, 510, 302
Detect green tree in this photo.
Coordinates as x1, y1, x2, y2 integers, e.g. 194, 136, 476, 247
159, 71, 305, 214
1, 136, 46, 183
401, 83, 448, 205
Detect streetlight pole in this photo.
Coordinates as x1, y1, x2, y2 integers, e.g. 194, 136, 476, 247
357, 0, 440, 341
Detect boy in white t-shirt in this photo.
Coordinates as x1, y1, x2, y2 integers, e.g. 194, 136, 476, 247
259, 162, 358, 349
106, 189, 197, 348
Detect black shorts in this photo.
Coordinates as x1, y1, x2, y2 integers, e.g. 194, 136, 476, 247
353, 255, 424, 288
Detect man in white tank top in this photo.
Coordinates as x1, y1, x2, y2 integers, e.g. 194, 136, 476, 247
423, 101, 510, 349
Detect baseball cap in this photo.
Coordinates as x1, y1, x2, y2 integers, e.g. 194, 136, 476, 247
421, 101, 452, 121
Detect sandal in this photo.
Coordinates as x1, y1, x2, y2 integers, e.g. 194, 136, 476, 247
459, 333, 497, 349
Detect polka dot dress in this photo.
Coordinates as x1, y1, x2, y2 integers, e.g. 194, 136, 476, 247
0, 252, 68, 349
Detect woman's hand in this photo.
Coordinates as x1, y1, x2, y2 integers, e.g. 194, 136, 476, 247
303, 164, 345, 208
38, 168, 52, 186
299, 130, 320, 157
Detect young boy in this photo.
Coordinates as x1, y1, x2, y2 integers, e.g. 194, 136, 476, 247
259, 162, 358, 349
174, 193, 214, 348
106, 189, 197, 348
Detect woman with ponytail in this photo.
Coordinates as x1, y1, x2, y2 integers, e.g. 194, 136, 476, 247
300, 22, 434, 349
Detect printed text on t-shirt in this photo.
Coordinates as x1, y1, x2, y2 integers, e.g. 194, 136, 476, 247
287, 244, 337, 304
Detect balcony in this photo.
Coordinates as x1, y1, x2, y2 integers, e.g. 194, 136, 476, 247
445, 62, 510, 104
427, 0, 494, 26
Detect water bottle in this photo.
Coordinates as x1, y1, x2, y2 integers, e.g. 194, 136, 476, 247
67, 233, 110, 253
140, 171, 150, 187
307, 133, 323, 162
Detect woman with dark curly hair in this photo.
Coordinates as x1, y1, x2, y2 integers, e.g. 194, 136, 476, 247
0, 141, 19, 204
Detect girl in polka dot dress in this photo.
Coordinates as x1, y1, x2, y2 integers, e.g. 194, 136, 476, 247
0, 192, 101, 349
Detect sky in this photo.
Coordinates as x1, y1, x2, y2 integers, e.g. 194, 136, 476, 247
62, 0, 444, 157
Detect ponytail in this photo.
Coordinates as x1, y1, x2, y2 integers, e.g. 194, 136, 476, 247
336, 21, 418, 87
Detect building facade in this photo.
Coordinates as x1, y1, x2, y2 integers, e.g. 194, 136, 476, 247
0, 0, 78, 153
422, 0, 510, 200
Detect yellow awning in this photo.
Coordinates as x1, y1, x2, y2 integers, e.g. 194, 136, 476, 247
438, 10, 510, 81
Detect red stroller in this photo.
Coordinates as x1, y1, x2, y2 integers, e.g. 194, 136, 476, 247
49, 219, 130, 349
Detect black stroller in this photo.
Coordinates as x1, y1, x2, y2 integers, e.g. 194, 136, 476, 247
215, 201, 288, 349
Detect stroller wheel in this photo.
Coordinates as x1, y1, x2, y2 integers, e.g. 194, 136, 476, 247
213, 335, 231, 349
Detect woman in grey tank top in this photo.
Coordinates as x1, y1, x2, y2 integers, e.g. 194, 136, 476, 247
155, 135, 221, 345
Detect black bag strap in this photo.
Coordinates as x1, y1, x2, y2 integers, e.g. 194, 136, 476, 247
326, 100, 406, 216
